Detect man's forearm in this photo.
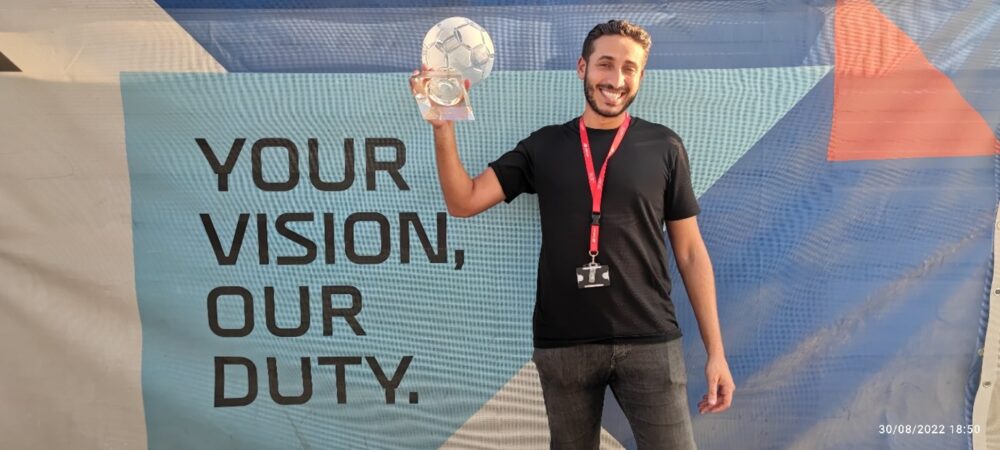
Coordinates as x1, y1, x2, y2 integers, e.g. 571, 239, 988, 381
677, 248, 725, 358
432, 122, 475, 216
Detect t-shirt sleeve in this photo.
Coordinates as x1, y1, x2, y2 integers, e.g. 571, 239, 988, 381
487, 138, 536, 203
664, 134, 701, 221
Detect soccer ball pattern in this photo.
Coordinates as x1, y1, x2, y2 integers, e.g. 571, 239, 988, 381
421, 17, 495, 86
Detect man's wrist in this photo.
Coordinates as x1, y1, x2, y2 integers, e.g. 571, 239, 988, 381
432, 121, 453, 132
706, 347, 726, 359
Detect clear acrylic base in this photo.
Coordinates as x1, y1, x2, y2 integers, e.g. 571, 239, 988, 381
409, 69, 475, 121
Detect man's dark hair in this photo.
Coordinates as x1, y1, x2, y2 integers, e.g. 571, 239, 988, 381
581, 20, 652, 63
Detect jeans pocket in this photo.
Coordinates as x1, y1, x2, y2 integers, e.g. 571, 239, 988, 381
666, 339, 687, 385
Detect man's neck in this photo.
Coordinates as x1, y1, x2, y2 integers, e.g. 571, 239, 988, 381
581, 108, 627, 130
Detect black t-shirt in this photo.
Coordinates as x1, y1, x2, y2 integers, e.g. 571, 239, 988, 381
488, 116, 700, 348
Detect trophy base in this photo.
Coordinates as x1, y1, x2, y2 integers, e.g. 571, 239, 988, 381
410, 69, 475, 121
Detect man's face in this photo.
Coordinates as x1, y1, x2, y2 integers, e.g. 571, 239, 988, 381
578, 35, 646, 119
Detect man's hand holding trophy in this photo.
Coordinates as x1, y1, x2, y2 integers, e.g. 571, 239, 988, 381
409, 17, 495, 122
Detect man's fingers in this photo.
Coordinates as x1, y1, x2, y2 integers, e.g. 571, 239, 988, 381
704, 385, 733, 413
698, 394, 712, 414
409, 69, 421, 94
709, 397, 730, 413
722, 383, 734, 406
707, 377, 719, 405
719, 383, 734, 410
700, 365, 735, 414
702, 398, 723, 413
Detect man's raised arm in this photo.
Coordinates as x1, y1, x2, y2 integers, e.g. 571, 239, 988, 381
430, 121, 506, 218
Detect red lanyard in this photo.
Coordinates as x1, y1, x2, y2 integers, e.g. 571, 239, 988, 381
578, 113, 631, 256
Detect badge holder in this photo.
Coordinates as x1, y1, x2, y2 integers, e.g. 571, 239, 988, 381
576, 251, 611, 289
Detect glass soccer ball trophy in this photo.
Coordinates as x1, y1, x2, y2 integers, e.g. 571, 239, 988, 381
410, 17, 495, 121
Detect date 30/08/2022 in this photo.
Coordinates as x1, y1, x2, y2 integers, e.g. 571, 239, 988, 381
878, 424, 980, 434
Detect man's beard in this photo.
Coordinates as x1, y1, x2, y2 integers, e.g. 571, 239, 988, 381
583, 69, 637, 119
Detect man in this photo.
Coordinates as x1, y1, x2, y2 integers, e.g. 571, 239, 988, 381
414, 19, 734, 449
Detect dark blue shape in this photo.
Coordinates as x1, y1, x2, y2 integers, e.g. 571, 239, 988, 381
655, 72, 995, 449
872, 6, 1000, 441
154, 1, 829, 72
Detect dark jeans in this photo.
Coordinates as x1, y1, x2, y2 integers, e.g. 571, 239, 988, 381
532, 338, 696, 450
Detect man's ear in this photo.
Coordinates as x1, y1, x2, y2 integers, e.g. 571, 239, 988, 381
577, 57, 586, 80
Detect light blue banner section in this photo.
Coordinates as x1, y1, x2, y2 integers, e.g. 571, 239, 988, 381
121, 67, 827, 449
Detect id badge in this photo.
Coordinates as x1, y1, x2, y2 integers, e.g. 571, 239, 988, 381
576, 263, 611, 289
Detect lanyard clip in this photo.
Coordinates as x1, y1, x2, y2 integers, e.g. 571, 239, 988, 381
591, 211, 602, 226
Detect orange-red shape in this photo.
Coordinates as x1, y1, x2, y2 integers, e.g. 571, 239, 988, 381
829, 0, 999, 161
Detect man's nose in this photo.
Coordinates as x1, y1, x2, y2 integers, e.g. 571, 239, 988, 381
606, 70, 625, 88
